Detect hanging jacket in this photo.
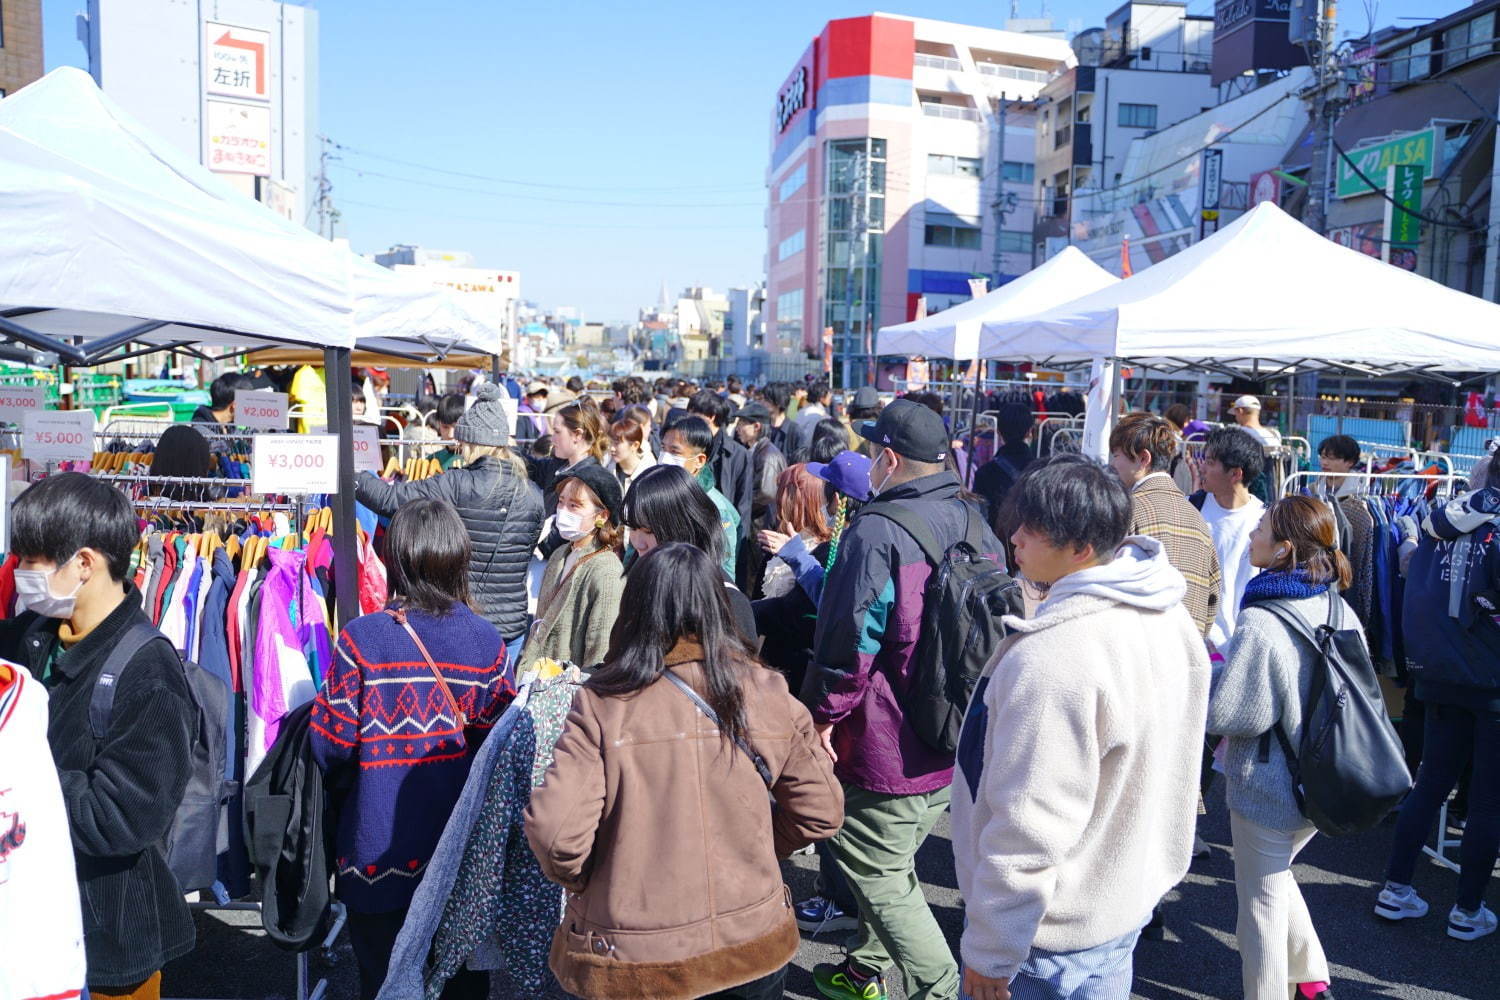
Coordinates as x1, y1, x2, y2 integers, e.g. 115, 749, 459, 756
1403, 486, 1500, 710
242, 700, 337, 952
355, 456, 545, 640
249, 548, 317, 779
376, 670, 582, 1000
0, 592, 195, 989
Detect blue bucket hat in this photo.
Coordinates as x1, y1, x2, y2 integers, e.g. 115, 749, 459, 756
807, 450, 873, 503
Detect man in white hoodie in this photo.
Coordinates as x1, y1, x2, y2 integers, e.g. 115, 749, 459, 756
952, 454, 1210, 1000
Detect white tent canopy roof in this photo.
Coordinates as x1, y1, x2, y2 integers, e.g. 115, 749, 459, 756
0, 68, 497, 364
977, 202, 1500, 376
876, 246, 1119, 361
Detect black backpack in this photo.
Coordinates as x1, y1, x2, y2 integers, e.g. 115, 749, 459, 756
861, 499, 1022, 754
89, 622, 232, 894
1258, 593, 1412, 837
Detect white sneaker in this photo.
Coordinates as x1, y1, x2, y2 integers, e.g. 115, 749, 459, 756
1448, 903, 1498, 941
1374, 883, 1429, 921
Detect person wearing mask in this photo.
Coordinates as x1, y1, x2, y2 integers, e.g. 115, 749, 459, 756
954, 455, 1209, 1000
972, 402, 1035, 531
518, 466, 626, 674
0, 474, 196, 1000
517, 381, 548, 448
1206, 497, 1354, 999
1377, 453, 1500, 942
607, 409, 657, 494
310, 500, 514, 1000
660, 415, 741, 579
190, 371, 252, 426
806, 400, 1003, 1000
622, 464, 756, 640
355, 384, 544, 667
1231, 395, 1282, 447
1109, 413, 1222, 638
688, 390, 755, 556
524, 542, 844, 1000
1195, 427, 1269, 647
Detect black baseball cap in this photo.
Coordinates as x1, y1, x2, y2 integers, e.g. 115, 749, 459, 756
858, 399, 948, 463
734, 400, 772, 424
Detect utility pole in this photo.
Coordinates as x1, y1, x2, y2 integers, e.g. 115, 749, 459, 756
991, 96, 1009, 286
1301, 0, 1340, 235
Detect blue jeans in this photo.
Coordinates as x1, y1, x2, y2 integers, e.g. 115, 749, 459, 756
1386, 701, 1500, 911
963, 925, 1141, 1000
502, 633, 526, 680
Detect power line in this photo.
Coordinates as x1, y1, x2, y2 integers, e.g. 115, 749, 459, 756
331, 140, 765, 193
338, 197, 766, 231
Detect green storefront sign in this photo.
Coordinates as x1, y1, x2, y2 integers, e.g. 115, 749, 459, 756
1387, 163, 1423, 249
1335, 127, 1435, 199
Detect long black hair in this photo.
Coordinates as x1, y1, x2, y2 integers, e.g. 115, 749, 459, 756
621, 464, 724, 566
588, 543, 757, 745
385, 498, 472, 615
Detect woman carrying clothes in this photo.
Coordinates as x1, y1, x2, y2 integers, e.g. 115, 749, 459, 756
354, 384, 543, 668
1206, 496, 1352, 1000
518, 465, 626, 674
524, 543, 844, 1000
309, 499, 514, 1000
623, 464, 758, 641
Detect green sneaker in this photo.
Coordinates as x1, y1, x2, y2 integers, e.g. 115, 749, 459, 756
812, 960, 888, 1000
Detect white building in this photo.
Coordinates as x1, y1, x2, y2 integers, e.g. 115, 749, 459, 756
726, 285, 766, 364
81, 0, 318, 229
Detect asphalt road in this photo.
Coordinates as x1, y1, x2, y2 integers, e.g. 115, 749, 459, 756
163, 788, 1498, 1000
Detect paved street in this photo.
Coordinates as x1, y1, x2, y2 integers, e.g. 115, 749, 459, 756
162, 787, 1498, 1000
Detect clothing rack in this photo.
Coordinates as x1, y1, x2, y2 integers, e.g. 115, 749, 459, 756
1281, 469, 1465, 498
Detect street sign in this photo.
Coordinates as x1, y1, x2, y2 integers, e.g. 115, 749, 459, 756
22, 410, 94, 464
1336, 128, 1435, 199
252, 434, 339, 495
1201, 148, 1223, 212
205, 23, 270, 101
235, 390, 288, 431
352, 425, 382, 473
0, 386, 47, 424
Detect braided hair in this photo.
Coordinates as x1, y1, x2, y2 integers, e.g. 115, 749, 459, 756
823, 493, 850, 575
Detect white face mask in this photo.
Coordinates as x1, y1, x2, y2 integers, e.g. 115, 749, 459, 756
658, 452, 687, 469
555, 509, 591, 542
15, 554, 83, 620
870, 451, 896, 497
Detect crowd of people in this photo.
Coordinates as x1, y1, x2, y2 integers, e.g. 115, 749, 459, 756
4, 371, 1498, 1000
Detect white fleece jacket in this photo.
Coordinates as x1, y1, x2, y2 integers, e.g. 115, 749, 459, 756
951, 536, 1211, 980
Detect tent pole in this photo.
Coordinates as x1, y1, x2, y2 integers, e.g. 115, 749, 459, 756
967, 358, 983, 487
325, 347, 359, 627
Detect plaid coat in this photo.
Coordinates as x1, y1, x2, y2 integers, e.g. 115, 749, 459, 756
1129, 474, 1222, 638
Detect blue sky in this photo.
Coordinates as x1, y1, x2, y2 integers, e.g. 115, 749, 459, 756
43, 0, 1447, 323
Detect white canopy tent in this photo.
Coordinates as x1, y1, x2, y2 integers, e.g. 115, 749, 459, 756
875, 246, 1119, 360
0, 68, 498, 364
977, 202, 1500, 376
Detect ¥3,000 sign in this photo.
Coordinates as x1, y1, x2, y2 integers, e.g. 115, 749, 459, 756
252, 434, 339, 495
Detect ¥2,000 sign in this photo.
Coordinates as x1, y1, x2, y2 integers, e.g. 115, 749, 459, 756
252, 434, 339, 495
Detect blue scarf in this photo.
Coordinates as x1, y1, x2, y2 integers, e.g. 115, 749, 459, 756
1240, 568, 1329, 609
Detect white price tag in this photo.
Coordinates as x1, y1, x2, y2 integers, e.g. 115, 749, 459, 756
252, 434, 339, 495
0, 386, 46, 423
235, 390, 289, 431
352, 425, 383, 473
22, 410, 95, 463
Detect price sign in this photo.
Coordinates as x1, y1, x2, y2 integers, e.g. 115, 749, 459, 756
252, 434, 339, 495
352, 425, 383, 473
235, 390, 289, 431
0, 385, 46, 423
22, 410, 95, 463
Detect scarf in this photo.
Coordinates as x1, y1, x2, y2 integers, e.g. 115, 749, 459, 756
1241, 567, 1329, 608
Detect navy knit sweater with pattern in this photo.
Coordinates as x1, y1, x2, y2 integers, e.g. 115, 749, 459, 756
310, 603, 514, 913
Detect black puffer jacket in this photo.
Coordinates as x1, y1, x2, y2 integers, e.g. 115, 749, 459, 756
355, 456, 544, 639
0, 592, 195, 989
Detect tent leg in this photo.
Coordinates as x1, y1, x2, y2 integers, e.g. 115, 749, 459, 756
325, 347, 359, 627
967, 360, 983, 488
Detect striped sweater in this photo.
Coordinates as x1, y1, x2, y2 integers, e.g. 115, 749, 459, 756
310, 604, 514, 912
1130, 474, 1222, 638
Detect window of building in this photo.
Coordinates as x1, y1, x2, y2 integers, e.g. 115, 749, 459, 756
778, 163, 807, 202
924, 220, 982, 249
1001, 161, 1034, 183
775, 289, 804, 351
928, 154, 983, 178
1118, 103, 1157, 129
778, 229, 806, 261
998, 230, 1031, 253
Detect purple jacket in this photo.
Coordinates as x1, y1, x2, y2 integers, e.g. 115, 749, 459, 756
804, 472, 1002, 795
